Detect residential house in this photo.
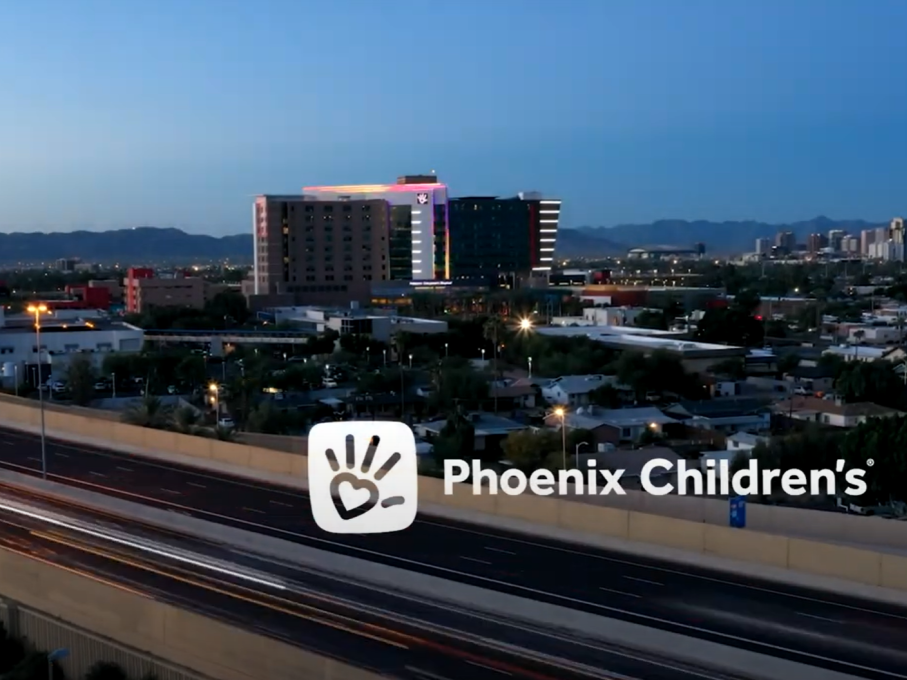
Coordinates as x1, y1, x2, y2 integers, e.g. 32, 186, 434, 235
664, 397, 771, 434
726, 431, 770, 451
773, 396, 905, 428
548, 405, 681, 446
822, 345, 906, 363
489, 378, 539, 410
783, 365, 836, 395
416, 413, 531, 459
541, 374, 620, 407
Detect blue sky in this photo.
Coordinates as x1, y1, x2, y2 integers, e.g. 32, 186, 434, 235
2, 0, 907, 235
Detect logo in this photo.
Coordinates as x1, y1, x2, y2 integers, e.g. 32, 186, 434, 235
308, 421, 418, 534
416, 192, 429, 205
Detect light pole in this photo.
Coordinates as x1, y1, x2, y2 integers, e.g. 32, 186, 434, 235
554, 406, 566, 469
13, 364, 18, 397
383, 349, 387, 367
528, 356, 533, 379
481, 348, 485, 362
27, 304, 49, 480
208, 382, 219, 418
575, 441, 589, 469
444, 342, 449, 358
111, 372, 116, 399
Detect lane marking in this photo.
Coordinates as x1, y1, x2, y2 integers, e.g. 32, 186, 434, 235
599, 587, 641, 599
27, 457, 40, 462
116, 467, 133, 473
461, 556, 492, 565
160, 489, 182, 495
270, 500, 293, 508
623, 576, 663, 586
485, 547, 516, 555
466, 660, 511, 675
187, 482, 207, 489
797, 612, 842, 624
89, 472, 106, 478
244, 507, 266, 515
55, 453, 69, 458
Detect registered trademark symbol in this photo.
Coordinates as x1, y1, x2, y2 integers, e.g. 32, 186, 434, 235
866, 459, 875, 467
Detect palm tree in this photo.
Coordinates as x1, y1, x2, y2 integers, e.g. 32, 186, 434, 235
169, 405, 202, 435
483, 315, 507, 413
122, 395, 173, 429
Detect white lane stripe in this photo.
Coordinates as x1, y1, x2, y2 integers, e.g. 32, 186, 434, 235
600, 587, 641, 598
461, 556, 492, 565
797, 612, 842, 624
623, 576, 663, 586
484, 547, 516, 555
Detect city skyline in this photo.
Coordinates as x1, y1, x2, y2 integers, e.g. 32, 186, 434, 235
3, 0, 907, 234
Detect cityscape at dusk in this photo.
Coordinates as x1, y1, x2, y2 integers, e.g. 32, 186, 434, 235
1, 3, 907, 680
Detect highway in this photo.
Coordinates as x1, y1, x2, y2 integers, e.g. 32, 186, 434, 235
0, 492, 735, 680
1, 425, 906, 679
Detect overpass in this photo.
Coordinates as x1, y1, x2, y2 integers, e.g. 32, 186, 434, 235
143, 328, 317, 346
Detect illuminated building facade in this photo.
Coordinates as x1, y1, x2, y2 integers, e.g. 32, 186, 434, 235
447, 193, 561, 280
302, 175, 449, 282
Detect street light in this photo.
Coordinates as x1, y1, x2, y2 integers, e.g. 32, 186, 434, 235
444, 342, 449, 358
409, 353, 413, 369
575, 440, 589, 469
553, 406, 567, 470
27, 303, 49, 480
519, 317, 533, 331
208, 382, 219, 417
481, 348, 486, 362
528, 356, 533, 379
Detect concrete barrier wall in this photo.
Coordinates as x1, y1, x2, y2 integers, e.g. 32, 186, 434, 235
4, 397, 907, 594
0, 547, 385, 680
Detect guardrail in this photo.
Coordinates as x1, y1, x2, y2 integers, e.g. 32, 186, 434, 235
1, 394, 906, 593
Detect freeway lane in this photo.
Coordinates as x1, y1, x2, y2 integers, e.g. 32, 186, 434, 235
1, 426, 906, 679
0, 508, 727, 680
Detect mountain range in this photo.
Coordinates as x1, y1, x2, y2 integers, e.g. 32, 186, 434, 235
0, 228, 252, 265
0, 216, 892, 265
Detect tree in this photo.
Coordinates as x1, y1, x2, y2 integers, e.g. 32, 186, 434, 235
709, 358, 746, 380
838, 416, 907, 504
65, 354, 97, 406
835, 361, 906, 409
0, 623, 25, 674
502, 429, 559, 472
175, 354, 207, 389
588, 383, 622, 408
633, 309, 669, 331
85, 661, 129, 680
169, 405, 202, 435
430, 362, 490, 413
615, 350, 696, 401
122, 395, 173, 429
431, 413, 476, 464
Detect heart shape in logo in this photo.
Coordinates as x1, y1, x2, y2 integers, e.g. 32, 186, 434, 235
330, 471, 380, 521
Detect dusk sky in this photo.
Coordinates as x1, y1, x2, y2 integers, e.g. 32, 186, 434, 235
2, 0, 907, 235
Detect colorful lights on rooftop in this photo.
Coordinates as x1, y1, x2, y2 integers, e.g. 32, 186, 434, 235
303, 183, 448, 193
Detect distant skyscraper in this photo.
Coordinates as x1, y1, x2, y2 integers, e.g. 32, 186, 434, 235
447, 194, 561, 280
755, 238, 771, 256
252, 195, 390, 306
774, 231, 796, 253
302, 176, 449, 281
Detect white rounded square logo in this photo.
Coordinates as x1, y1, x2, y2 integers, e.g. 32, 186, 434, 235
307, 421, 418, 534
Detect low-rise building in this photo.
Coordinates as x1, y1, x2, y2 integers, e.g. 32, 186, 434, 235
774, 396, 904, 428
540, 374, 617, 407
549, 405, 680, 445
126, 267, 232, 313
0, 308, 143, 388
262, 305, 447, 343
663, 398, 771, 434
822, 345, 905, 363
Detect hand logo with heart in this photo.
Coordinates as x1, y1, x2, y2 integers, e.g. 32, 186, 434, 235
330, 471, 380, 521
